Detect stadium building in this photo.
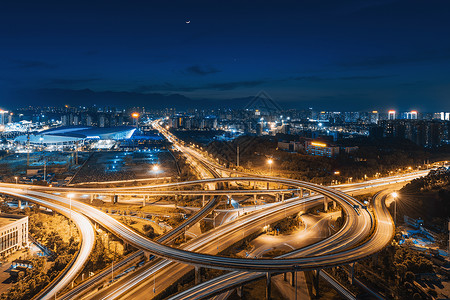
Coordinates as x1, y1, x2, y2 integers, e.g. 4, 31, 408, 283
14, 126, 136, 146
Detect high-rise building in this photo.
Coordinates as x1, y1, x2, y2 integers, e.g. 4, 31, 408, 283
99, 114, 105, 127
378, 119, 447, 147
438, 112, 450, 121
403, 110, 418, 120
370, 111, 379, 124
388, 110, 396, 120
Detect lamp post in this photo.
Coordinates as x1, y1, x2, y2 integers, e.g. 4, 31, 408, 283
68, 193, 75, 237
267, 159, 273, 174
14, 176, 18, 184
392, 192, 398, 226
131, 112, 140, 127
152, 165, 159, 178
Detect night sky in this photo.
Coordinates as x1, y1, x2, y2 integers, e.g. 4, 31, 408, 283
1, 0, 450, 111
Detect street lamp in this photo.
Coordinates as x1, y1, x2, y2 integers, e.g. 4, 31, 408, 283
68, 193, 75, 237
14, 176, 18, 184
152, 165, 159, 178
267, 159, 273, 174
392, 192, 398, 226
131, 112, 140, 127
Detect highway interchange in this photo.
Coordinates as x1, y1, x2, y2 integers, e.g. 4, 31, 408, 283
0, 121, 432, 300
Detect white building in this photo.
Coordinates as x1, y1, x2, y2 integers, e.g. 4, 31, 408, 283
14, 126, 136, 146
0, 214, 28, 257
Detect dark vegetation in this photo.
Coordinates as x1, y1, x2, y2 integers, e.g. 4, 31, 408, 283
399, 171, 450, 229
328, 173, 450, 300
199, 220, 214, 233
271, 213, 302, 234
351, 245, 434, 300
143, 224, 157, 239
169, 129, 225, 145
176, 154, 198, 182
201, 135, 436, 184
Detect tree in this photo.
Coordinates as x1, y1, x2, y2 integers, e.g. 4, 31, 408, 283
143, 224, 156, 239
405, 271, 415, 282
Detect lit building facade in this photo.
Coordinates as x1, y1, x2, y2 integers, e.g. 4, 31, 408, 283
377, 120, 449, 147
388, 110, 396, 120
14, 126, 136, 146
0, 214, 28, 257
305, 141, 340, 157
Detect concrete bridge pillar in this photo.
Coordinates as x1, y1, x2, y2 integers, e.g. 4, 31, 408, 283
202, 195, 205, 206
266, 272, 272, 300
142, 196, 146, 207
195, 266, 201, 284
284, 272, 288, 282
90, 194, 94, 203
372, 253, 379, 266
267, 182, 270, 190
351, 262, 355, 284
313, 270, 320, 298
332, 200, 336, 210
17, 199, 21, 209
299, 189, 303, 198
144, 251, 152, 260
228, 195, 231, 206
324, 197, 328, 212
236, 286, 243, 298
305, 270, 320, 298
291, 271, 295, 286
254, 194, 257, 204
281, 193, 285, 202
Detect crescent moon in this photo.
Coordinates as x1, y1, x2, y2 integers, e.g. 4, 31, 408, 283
186, 20, 190, 24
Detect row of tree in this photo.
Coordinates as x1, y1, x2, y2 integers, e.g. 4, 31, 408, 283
200, 135, 435, 185
2, 209, 80, 300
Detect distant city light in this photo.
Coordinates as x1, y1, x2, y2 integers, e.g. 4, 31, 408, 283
311, 142, 327, 147
388, 110, 396, 120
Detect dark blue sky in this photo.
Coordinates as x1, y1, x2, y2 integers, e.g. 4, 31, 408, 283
1, 0, 450, 111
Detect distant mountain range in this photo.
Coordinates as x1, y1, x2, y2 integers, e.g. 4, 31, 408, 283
17, 88, 268, 110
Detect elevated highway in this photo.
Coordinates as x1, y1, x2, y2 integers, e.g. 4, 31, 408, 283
0, 188, 95, 300
166, 186, 397, 300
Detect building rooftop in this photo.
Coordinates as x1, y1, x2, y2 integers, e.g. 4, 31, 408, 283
14, 125, 136, 144
0, 214, 27, 228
